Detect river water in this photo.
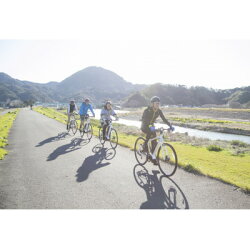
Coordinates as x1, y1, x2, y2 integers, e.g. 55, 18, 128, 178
94, 109, 250, 144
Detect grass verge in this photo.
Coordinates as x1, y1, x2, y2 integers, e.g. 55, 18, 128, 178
0, 110, 19, 160
34, 107, 250, 192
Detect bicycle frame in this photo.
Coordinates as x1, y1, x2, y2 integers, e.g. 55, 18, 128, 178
68, 113, 77, 127
69, 113, 76, 122
147, 129, 169, 159
105, 121, 113, 138
81, 115, 93, 131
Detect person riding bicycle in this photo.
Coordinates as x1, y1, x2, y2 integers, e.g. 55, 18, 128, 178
141, 96, 174, 164
100, 101, 119, 140
79, 98, 95, 132
67, 100, 78, 130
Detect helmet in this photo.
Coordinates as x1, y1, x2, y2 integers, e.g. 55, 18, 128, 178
84, 98, 90, 102
150, 96, 160, 103
70, 99, 75, 102
106, 100, 112, 105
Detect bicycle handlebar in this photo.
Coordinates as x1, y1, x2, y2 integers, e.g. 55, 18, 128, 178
156, 127, 172, 133
102, 117, 119, 122
81, 114, 95, 117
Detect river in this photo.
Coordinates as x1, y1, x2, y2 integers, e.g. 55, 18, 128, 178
94, 109, 250, 144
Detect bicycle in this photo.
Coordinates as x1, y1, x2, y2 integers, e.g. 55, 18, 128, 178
67, 112, 78, 135
134, 127, 178, 177
99, 118, 118, 149
79, 114, 94, 140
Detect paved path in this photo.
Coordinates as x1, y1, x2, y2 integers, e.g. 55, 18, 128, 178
0, 109, 249, 208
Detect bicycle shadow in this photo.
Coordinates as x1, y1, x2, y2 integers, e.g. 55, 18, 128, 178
76, 145, 116, 182
133, 164, 189, 209
36, 132, 70, 147
47, 137, 90, 161
92, 143, 117, 160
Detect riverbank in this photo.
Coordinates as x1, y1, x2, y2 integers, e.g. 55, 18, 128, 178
34, 107, 250, 192
119, 107, 250, 136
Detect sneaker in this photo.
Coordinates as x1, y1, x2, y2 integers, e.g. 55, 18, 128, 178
152, 159, 158, 165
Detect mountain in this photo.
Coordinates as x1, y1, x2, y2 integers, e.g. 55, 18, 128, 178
0, 73, 58, 103
225, 90, 250, 104
0, 67, 146, 105
122, 92, 148, 108
122, 83, 250, 108
56, 66, 142, 103
1, 67, 250, 108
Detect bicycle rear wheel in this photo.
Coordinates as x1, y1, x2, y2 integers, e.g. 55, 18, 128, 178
157, 143, 178, 176
109, 128, 118, 149
134, 137, 148, 165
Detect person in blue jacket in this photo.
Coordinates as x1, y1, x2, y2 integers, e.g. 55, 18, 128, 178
79, 98, 95, 132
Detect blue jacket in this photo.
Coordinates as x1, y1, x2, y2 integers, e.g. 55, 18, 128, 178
79, 102, 95, 116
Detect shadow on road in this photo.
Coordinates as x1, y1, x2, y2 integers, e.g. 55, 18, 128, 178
36, 132, 70, 147
76, 144, 116, 182
133, 164, 189, 209
47, 137, 90, 161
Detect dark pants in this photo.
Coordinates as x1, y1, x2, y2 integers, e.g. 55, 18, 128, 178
103, 124, 108, 138
141, 125, 157, 153
102, 120, 110, 138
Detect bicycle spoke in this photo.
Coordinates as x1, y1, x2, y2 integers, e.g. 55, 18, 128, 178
110, 128, 118, 149
158, 143, 178, 176
134, 137, 148, 165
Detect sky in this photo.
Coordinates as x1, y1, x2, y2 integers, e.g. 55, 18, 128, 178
0, 40, 250, 89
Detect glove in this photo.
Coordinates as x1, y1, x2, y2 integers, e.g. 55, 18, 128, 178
170, 126, 175, 132
150, 126, 156, 132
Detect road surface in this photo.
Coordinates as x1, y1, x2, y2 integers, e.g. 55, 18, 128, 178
0, 109, 249, 208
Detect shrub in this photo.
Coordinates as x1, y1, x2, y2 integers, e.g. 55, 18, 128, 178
207, 145, 223, 152
231, 140, 247, 147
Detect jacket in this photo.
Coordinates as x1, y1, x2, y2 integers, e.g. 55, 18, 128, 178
101, 108, 117, 120
141, 106, 171, 128
79, 102, 95, 116
67, 103, 78, 114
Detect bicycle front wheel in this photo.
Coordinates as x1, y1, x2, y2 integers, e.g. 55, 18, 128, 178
99, 127, 105, 144
109, 128, 118, 149
71, 120, 78, 135
157, 143, 178, 176
134, 137, 148, 165
86, 123, 93, 140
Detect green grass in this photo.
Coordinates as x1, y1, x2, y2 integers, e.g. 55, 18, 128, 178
0, 110, 19, 160
34, 107, 250, 191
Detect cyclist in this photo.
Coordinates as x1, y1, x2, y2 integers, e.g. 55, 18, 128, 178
67, 100, 78, 130
79, 98, 95, 132
100, 101, 119, 140
141, 96, 174, 164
